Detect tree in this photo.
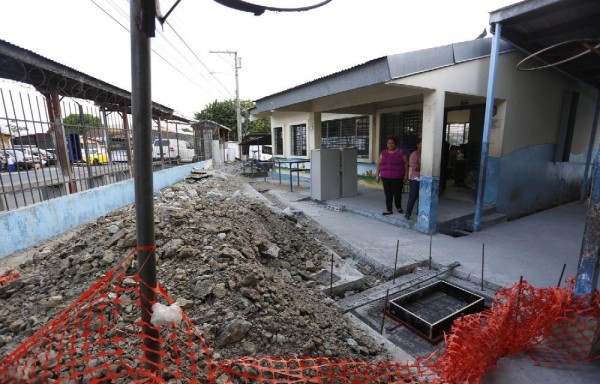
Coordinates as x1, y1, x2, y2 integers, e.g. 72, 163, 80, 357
62, 113, 103, 134
194, 99, 270, 138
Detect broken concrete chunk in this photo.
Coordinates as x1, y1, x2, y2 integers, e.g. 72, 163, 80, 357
258, 242, 280, 259
216, 319, 252, 347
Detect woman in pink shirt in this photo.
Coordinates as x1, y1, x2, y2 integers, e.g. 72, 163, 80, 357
405, 139, 422, 220
376, 137, 408, 215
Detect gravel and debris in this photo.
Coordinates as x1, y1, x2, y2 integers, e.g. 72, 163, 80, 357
0, 170, 388, 362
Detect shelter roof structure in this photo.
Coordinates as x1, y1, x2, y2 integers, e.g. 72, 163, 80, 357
0, 39, 190, 123
252, 38, 514, 115
490, 0, 600, 89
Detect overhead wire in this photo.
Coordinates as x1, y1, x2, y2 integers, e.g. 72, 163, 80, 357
105, 0, 228, 97
165, 20, 235, 98
88, 0, 228, 98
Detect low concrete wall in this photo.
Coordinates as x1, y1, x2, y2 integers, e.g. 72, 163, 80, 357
0, 160, 212, 259
494, 144, 584, 218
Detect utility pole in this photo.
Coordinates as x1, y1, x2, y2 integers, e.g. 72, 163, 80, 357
209, 50, 242, 143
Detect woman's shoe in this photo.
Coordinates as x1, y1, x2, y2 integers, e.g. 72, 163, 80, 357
382, 211, 393, 216
397, 208, 404, 214
404, 214, 410, 220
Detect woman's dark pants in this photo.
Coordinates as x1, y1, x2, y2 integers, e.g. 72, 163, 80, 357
381, 177, 403, 212
406, 179, 420, 217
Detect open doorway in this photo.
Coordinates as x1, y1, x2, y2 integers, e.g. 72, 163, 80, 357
440, 105, 485, 202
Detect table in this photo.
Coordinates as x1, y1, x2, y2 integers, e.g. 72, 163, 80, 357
274, 158, 311, 192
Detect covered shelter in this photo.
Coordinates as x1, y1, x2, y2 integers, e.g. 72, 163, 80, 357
485, 0, 600, 298
253, 33, 598, 235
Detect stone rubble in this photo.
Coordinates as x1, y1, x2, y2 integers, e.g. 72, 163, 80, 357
0, 171, 386, 364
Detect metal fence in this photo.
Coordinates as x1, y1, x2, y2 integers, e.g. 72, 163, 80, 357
0, 85, 211, 212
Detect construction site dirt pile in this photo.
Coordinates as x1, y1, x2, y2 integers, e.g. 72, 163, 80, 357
0, 172, 385, 362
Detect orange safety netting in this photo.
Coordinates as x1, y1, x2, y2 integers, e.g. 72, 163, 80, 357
0, 248, 598, 384
0, 272, 20, 287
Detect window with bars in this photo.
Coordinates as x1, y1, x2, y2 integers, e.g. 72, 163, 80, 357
445, 123, 470, 146
321, 116, 370, 158
273, 127, 283, 155
291, 124, 307, 156
380, 110, 422, 152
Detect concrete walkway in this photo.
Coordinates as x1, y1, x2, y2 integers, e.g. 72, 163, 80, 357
269, 186, 590, 289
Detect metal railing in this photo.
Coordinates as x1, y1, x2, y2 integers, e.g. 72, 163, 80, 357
0, 85, 211, 212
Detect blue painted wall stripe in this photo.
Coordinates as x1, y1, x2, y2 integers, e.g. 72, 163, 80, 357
0, 160, 211, 259
416, 176, 440, 234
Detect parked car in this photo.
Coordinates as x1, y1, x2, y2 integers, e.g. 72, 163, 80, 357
1, 149, 29, 170
82, 148, 109, 165
10, 146, 46, 167
32, 148, 57, 166
152, 139, 195, 163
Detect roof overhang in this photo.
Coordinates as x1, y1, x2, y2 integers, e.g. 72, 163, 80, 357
489, 0, 600, 89
252, 38, 514, 117
0, 39, 190, 123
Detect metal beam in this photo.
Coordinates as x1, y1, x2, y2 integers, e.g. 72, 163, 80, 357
575, 89, 600, 296
474, 23, 502, 231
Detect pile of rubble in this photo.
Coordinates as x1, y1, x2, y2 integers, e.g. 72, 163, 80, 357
0, 171, 385, 362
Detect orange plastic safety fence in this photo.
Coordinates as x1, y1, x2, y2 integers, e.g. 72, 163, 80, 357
0, 248, 215, 383
0, 272, 20, 287
0, 247, 598, 384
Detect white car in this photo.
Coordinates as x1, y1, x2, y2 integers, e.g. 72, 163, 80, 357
152, 139, 196, 163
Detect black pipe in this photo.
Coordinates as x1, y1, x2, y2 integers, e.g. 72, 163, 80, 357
130, 0, 160, 371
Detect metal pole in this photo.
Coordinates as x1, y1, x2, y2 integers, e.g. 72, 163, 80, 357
122, 108, 134, 174
130, 0, 160, 371
557, 263, 566, 288
380, 289, 390, 334
474, 22, 502, 231
428, 234, 432, 270
393, 239, 399, 284
580, 89, 600, 201
79, 105, 94, 189
157, 117, 164, 167
330, 253, 334, 297
101, 107, 113, 163
235, 52, 241, 144
481, 244, 485, 291
575, 121, 600, 295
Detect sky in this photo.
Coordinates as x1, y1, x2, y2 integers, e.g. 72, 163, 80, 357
0, 0, 523, 119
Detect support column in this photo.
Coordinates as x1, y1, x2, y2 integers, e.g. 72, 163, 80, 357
130, 0, 159, 371
46, 90, 76, 193
122, 108, 133, 171
307, 112, 322, 159
580, 89, 600, 201
575, 91, 600, 296
416, 90, 445, 234
474, 22, 502, 231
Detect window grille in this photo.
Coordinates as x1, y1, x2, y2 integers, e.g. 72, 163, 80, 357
380, 110, 422, 152
291, 124, 306, 156
445, 123, 470, 146
321, 116, 370, 158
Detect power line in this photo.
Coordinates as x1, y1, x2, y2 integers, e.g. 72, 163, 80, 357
87, 0, 221, 97
89, 0, 129, 32
98, 0, 231, 99
165, 21, 234, 98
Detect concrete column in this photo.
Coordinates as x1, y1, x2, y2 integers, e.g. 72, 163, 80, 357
307, 112, 322, 159
416, 90, 445, 234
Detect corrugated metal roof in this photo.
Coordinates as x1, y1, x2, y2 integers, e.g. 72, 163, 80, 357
489, 0, 600, 89
0, 39, 190, 122
253, 38, 514, 115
